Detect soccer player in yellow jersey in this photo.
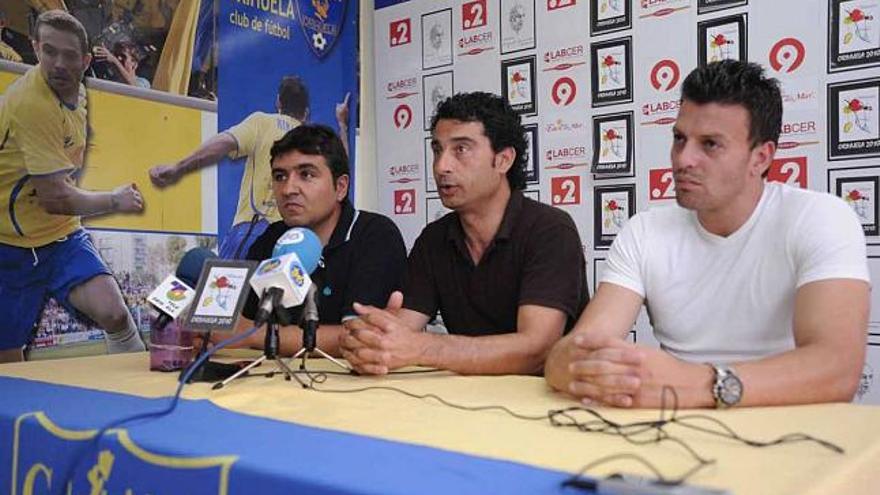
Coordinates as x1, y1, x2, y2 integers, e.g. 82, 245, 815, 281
149, 77, 350, 258
0, 11, 146, 363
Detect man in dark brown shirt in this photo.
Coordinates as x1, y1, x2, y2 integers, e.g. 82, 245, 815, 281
340, 92, 588, 375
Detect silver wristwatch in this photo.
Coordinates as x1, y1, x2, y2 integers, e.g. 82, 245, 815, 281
710, 363, 743, 408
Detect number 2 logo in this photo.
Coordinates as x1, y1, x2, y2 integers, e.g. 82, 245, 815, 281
649, 168, 676, 200
462, 0, 487, 30
551, 176, 581, 206
390, 19, 411, 47
394, 189, 416, 214
768, 157, 807, 189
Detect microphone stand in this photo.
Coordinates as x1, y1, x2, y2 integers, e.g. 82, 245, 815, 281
290, 284, 350, 372
213, 288, 302, 389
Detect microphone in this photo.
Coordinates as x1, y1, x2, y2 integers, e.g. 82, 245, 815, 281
249, 227, 322, 327
301, 283, 320, 351
147, 247, 217, 331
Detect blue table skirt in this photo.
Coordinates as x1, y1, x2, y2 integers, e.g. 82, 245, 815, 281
0, 376, 581, 495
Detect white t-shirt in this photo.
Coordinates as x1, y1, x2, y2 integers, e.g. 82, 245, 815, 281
602, 182, 870, 363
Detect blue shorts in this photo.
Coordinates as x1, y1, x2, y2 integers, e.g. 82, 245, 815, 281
218, 218, 270, 259
0, 230, 111, 350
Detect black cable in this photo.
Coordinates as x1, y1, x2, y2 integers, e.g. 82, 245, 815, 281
557, 387, 844, 491
312, 382, 549, 421
668, 413, 845, 453
289, 369, 845, 489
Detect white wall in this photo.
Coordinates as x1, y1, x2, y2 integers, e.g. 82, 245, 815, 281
355, 0, 379, 212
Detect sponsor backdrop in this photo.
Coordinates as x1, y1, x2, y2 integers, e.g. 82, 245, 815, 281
372, 0, 880, 404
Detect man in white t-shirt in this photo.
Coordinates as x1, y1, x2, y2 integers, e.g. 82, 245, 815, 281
545, 60, 870, 408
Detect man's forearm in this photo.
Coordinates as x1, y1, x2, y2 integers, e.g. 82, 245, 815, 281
624, 341, 860, 409
338, 124, 349, 157
177, 134, 237, 174
41, 187, 116, 216
730, 343, 863, 406
416, 331, 555, 375
544, 333, 577, 392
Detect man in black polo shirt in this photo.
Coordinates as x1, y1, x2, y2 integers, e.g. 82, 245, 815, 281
230, 125, 407, 356
341, 92, 588, 375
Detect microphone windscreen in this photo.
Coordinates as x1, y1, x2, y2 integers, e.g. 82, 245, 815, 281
175, 247, 218, 288
272, 227, 322, 274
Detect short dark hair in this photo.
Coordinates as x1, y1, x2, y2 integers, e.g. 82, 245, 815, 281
681, 60, 782, 147
33, 10, 89, 55
430, 92, 527, 190
111, 40, 141, 61
278, 76, 309, 120
270, 124, 349, 182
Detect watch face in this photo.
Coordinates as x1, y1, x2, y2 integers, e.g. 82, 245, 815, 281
720, 374, 743, 405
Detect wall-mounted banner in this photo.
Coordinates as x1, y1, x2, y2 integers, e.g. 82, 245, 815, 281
698, 14, 748, 67
590, 0, 632, 36
697, 0, 748, 15
501, 0, 537, 54
218, 0, 358, 249
593, 184, 635, 249
827, 77, 880, 161
828, 0, 880, 73
829, 166, 880, 242
592, 111, 634, 178
502, 55, 538, 115
422, 8, 454, 69
590, 36, 633, 107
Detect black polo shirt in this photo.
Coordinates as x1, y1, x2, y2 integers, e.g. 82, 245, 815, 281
242, 200, 407, 325
403, 190, 589, 336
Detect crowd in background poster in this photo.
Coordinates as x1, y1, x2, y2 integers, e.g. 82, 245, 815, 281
1, 1, 217, 98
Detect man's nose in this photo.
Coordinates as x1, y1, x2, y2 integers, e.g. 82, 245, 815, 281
433, 149, 454, 175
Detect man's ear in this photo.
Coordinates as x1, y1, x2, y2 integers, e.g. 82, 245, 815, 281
335, 174, 350, 202
752, 141, 776, 178
494, 146, 515, 174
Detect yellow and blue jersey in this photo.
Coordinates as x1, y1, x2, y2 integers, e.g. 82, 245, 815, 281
225, 111, 301, 226
0, 66, 87, 248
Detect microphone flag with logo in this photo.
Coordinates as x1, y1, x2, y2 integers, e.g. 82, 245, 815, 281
249, 227, 323, 325
147, 247, 217, 331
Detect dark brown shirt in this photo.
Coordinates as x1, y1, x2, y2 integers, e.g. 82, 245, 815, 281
403, 191, 589, 336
